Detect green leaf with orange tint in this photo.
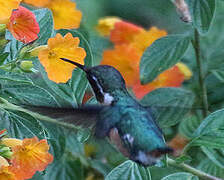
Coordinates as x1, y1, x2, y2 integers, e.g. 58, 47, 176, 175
140, 34, 190, 84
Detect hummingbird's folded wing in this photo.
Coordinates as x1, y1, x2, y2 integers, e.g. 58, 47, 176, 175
25, 105, 104, 128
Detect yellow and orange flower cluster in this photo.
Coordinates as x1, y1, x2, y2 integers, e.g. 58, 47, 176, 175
0, 0, 40, 43
0, 130, 53, 180
98, 18, 192, 99
0, 0, 82, 44
22, 0, 82, 30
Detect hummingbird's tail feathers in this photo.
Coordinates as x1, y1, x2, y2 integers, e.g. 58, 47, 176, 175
24, 105, 104, 128
60, 58, 87, 71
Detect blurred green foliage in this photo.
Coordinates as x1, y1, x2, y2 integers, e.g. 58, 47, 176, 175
0, 0, 224, 179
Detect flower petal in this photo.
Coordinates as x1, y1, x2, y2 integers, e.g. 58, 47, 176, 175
22, 0, 50, 7
38, 33, 86, 83
11, 137, 53, 179
133, 65, 185, 99
0, 0, 21, 24
47, 0, 82, 30
101, 45, 141, 86
7, 6, 40, 44
96, 17, 121, 36
131, 26, 167, 54
110, 21, 144, 45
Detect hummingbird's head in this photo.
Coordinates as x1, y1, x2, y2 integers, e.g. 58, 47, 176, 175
60, 58, 126, 104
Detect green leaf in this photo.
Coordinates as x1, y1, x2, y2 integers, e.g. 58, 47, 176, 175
0, 70, 32, 84
197, 158, 224, 178
35, 60, 75, 106
201, 146, 224, 168
140, 34, 190, 84
33, 8, 54, 45
0, 53, 9, 65
179, 115, 201, 139
4, 31, 24, 61
0, 109, 46, 139
1, 83, 59, 106
161, 172, 199, 180
211, 70, 224, 83
42, 153, 84, 180
105, 160, 151, 180
192, 109, 224, 148
187, 0, 216, 34
141, 88, 194, 127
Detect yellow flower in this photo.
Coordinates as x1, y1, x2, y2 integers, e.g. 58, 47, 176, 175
1, 138, 22, 148
22, 0, 50, 7
38, 33, 86, 83
0, 0, 21, 24
131, 26, 167, 55
47, 0, 82, 30
96, 17, 121, 36
176, 62, 192, 80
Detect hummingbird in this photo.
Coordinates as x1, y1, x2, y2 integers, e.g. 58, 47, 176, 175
54, 58, 173, 166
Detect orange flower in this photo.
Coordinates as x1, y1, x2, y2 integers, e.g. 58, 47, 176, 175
110, 21, 144, 45
133, 65, 185, 99
96, 17, 121, 36
0, 0, 21, 24
131, 26, 167, 55
38, 33, 86, 83
7, 6, 40, 44
101, 45, 141, 86
22, 0, 50, 7
47, 0, 82, 30
11, 137, 53, 179
0, 166, 18, 180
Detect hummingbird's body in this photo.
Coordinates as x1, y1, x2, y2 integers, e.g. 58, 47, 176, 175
57, 58, 173, 166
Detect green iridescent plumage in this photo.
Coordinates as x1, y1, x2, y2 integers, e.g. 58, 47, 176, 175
43, 58, 173, 166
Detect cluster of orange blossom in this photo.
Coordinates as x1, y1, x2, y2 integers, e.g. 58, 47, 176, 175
0, 0, 82, 44
97, 17, 192, 99
0, 129, 53, 180
22, 0, 82, 30
0, 0, 39, 43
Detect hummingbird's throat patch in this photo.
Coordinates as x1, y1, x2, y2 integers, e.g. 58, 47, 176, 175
90, 75, 114, 105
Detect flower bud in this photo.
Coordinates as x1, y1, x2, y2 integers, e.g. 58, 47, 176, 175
19, 61, 34, 71
0, 146, 13, 159
0, 24, 6, 37
29, 45, 48, 57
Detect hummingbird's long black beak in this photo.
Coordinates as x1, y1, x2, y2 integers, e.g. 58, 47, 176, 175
60, 58, 87, 72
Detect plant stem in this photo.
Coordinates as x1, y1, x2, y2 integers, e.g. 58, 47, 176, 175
167, 158, 223, 180
192, 29, 209, 117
